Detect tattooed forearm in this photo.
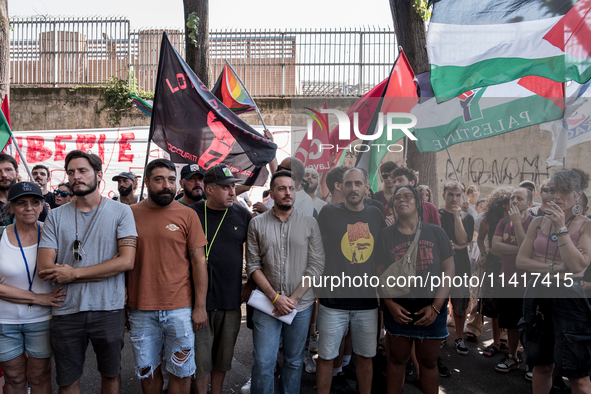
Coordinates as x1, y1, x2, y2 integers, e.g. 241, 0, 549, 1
118, 237, 138, 249
189, 249, 196, 258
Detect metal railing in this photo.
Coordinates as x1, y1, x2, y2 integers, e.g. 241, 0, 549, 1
9, 16, 397, 97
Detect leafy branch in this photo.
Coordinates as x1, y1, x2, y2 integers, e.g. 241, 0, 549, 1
187, 12, 200, 47
413, 0, 432, 21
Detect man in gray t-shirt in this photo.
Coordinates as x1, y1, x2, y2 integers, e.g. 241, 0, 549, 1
38, 150, 137, 393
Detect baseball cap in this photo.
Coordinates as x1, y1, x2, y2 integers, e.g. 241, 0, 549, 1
180, 164, 205, 180
8, 182, 43, 201
203, 165, 243, 185
519, 180, 536, 191
112, 172, 138, 182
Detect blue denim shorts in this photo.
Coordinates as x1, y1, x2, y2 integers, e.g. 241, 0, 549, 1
523, 283, 591, 378
317, 305, 378, 360
0, 320, 52, 362
128, 307, 196, 379
383, 304, 448, 340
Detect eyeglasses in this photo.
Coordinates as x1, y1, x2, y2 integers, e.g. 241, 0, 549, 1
392, 193, 414, 203
73, 239, 82, 262
54, 190, 70, 197
14, 200, 43, 208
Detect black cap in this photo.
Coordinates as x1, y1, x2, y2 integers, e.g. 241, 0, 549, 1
203, 165, 243, 185
8, 182, 43, 201
112, 172, 138, 182
181, 164, 205, 180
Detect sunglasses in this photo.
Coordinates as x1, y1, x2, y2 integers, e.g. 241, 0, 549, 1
382, 173, 394, 179
73, 239, 82, 262
54, 190, 70, 197
392, 193, 414, 203
277, 165, 291, 172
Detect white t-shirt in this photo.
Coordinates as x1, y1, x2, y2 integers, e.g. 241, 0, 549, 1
0, 228, 53, 324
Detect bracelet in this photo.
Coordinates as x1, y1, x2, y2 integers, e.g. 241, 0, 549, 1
558, 240, 572, 247
271, 293, 279, 304
431, 304, 440, 315
549, 262, 555, 274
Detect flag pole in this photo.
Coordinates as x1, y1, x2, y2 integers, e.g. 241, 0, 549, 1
10, 134, 33, 180
445, 148, 461, 182
225, 60, 268, 131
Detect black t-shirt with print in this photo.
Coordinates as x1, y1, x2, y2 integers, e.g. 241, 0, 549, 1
191, 201, 252, 311
318, 202, 386, 310
375, 222, 454, 313
438, 209, 474, 278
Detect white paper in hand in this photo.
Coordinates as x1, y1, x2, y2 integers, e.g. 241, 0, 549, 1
247, 289, 297, 325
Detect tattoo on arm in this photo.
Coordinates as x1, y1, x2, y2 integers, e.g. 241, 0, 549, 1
189, 249, 197, 258
119, 237, 138, 249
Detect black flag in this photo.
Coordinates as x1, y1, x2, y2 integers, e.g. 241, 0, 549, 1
149, 33, 277, 186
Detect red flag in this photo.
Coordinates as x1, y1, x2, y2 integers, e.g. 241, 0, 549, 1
329, 79, 389, 164
295, 101, 331, 173
1, 95, 11, 154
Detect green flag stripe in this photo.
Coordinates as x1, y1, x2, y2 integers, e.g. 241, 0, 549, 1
0, 109, 12, 152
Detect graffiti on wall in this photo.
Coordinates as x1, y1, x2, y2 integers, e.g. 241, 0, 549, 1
445, 155, 550, 185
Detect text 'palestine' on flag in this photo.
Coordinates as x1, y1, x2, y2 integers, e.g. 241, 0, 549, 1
428, 0, 591, 101
149, 32, 277, 186
412, 72, 564, 153
212, 62, 255, 114
355, 49, 418, 192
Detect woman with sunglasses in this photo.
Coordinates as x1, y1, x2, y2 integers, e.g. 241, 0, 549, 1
54, 182, 74, 207
376, 185, 455, 394
517, 169, 591, 394
0, 182, 66, 394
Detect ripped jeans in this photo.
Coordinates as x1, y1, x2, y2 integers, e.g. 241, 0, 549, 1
129, 307, 196, 379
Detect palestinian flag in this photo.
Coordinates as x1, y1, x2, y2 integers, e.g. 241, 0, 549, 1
428, 0, 591, 101
212, 61, 255, 114
412, 72, 564, 152
149, 33, 277, 186
0, 96, 12, 153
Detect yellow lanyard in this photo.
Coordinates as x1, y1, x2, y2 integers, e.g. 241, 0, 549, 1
204, 201, 228, 260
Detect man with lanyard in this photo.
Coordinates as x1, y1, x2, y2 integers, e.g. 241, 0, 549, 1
37, 150, 138, 393
178, 164, 206, 207
189, 165, 253, 394
112, 172, 143, 205
316, 168, 386, 394
32, 164, 56, 209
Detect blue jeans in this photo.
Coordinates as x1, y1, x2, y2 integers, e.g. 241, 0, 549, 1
251, 306, 313, 394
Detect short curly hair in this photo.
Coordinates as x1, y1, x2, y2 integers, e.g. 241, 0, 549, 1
483, 186, 514, 225
550, 168, 589, 195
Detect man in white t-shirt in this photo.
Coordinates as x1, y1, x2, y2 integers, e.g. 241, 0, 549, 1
304, 168, 327, 214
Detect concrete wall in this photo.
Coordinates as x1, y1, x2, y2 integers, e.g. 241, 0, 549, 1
10, 87, 591, 203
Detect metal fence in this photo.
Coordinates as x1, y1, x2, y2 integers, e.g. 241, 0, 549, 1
9, 16, 397, 97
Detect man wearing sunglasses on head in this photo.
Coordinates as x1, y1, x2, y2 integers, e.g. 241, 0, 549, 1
37, 150, 138, 394
372, 161, 398, 211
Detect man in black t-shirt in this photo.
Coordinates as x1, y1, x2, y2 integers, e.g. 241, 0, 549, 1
439, 181, 474, 356
32, 164, 57, 209
189, 165, 252, 394
316, 168, 386, 394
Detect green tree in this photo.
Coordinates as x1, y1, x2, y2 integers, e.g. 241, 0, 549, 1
389, 0, 439, 205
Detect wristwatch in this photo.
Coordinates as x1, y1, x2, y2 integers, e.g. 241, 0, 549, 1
554, 226, 569, 237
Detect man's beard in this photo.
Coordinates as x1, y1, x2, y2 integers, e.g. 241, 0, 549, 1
346, 192, 363, 206
275, 200, 292, 211
119, 185, 133, 197
73, 176, 98, 197
304, 182, 317, 194
0, 177, 15, 192
185, 186, 204, 202
149, 188, 175, 206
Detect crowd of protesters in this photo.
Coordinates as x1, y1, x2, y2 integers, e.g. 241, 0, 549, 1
0, 144, 590, 394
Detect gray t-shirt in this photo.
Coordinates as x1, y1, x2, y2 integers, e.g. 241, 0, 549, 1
40, 198, 137, 315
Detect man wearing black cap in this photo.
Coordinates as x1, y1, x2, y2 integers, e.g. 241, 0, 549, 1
178, 164, 206, 207
112, 172, 142, 205
190, 165, 253, 394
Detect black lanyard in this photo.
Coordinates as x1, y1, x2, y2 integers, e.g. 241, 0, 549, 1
14, 224, 41, 293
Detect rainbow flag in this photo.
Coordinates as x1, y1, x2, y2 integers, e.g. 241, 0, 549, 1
130, 93, 153, 117
212, 62, 255, 114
